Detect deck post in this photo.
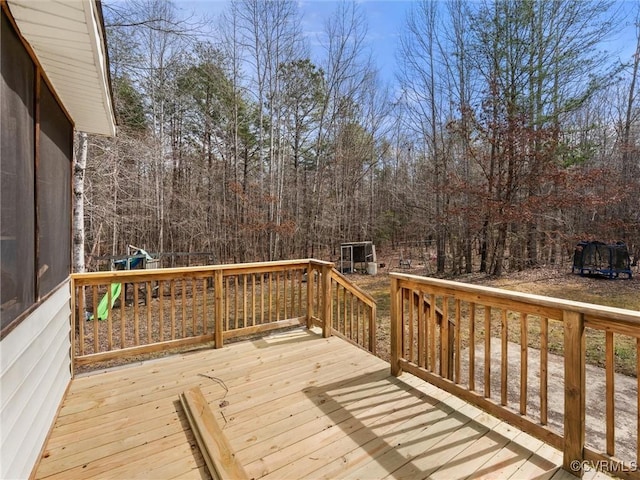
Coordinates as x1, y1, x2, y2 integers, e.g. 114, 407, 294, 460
321, 264, 332, 338
563, 310, 585, 477
214, 270, 224, 348
390, 276, 402, 376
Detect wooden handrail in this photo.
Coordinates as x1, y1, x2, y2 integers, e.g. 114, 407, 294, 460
391, 273, 640, 325
330, 267, 376, 307
389, 272, 640, 479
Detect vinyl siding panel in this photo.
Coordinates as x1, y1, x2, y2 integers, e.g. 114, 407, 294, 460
0, 282, 71, 480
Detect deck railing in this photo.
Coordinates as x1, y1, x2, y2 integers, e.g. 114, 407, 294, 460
389, 272, 640, 479
71, 259, 376, 368
328, 268, 377, 354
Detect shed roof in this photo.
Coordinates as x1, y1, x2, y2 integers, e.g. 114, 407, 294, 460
7, 0, 116, 136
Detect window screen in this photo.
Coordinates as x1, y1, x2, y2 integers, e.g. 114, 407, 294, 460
38, 83, 72, 295
1, 11, 36, 330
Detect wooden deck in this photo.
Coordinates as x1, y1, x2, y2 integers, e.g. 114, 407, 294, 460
34, 328, 602, 480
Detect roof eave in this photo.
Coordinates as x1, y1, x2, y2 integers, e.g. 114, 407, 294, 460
7, 0, 116, 137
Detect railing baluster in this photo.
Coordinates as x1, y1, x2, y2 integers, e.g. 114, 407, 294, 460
134, 282, 140, 345
306, 267, 313, 328
409, 291, 415, 363
158, 280, 164, 342
170, 280, 176, 340
336, 283, 341, 333
520, 312, 528, 416
469, 302, 476, 392
401, 290, 406, 359
340, 284, 345, 333
107, 284, 113, 351
92, 285, 98, 354
268, 272, 273, 323
606, 330, 615, 456
359, 292, 363, 345
316, 270, 320, 320
484, 305, 491, 398
540, 317, 548, 425
291, 270, 296, 317
202, 278, 207, 334
214, 270, 223, 348
181, 280, 186, 338
370, 302, 376, 356
501, 309, 508, 406
349, 291, 354, 339
120, 285, 126, 349
441, 297, 450, 379
243, 275, 247, 328
418, 292, 426, 369
423, 294, 429, 370
234, 275, 240, 326
276, 271, 281, 322
251, 274, 256, 327
225, 277, 231, 330
260, 273, 265, 325
146, 282, 152, 344
429, 293, 436, 372
455, 299, 461, 384
297, 270, 302, 317
191, 278, 197, 335
282, 271, 287, 320
78, 285, 85, 356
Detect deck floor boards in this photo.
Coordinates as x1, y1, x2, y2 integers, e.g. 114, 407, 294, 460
35, 328, 572, 480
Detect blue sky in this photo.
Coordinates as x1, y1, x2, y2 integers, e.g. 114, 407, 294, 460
182, 0, 638, 87
298, 0, 410, 84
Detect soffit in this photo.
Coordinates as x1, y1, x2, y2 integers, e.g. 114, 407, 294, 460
7, 0, 116, 136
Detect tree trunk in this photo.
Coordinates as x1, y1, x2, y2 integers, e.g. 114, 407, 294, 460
73, 132, 89, 273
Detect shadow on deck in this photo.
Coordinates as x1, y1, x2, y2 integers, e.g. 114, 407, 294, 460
34, 328, 604, 480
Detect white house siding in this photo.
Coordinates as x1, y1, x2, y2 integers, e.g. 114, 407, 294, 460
0, 282, 71, 480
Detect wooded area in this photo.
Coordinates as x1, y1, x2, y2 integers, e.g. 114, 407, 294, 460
76, 0, 640, 276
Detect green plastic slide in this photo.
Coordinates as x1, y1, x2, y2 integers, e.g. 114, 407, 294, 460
90, 283, 122, 320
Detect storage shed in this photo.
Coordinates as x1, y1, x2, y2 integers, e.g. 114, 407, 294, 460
340, 241, 377, 274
